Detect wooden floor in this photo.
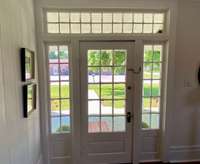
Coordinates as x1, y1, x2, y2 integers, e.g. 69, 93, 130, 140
140, 162, 200, 164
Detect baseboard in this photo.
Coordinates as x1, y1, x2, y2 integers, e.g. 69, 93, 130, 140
169, 145, 200, 162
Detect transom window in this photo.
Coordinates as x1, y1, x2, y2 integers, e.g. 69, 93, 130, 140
87, 49, 127, 133
142, 44, 163, 129
46, 11, 165, 34
48, 45, 71, 133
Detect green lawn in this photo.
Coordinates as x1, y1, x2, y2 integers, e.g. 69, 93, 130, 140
50, 83, 160, 110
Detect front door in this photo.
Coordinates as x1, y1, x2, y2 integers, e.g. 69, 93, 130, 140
80, 41, 135, 164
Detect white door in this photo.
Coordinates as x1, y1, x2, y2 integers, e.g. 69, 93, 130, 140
80, 41, 135, 164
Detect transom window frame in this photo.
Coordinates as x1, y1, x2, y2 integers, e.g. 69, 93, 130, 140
43, 9, 167, 36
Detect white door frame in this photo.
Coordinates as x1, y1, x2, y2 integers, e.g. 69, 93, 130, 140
41, 36, 167, 164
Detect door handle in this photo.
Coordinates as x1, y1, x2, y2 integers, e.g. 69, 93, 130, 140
126, 112, 133, 123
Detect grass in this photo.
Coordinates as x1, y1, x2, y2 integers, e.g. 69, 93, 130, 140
50, 83, 160, 111
51, 84, 160, 111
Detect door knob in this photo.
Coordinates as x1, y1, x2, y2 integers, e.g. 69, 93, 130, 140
126, 112, 133, 123
127, 86, 132, 90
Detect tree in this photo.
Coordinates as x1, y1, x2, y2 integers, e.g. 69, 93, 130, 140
88, 50, 126, 74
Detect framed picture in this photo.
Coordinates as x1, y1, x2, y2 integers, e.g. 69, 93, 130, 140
22, 83, 37, 118
20, 48, 35, 81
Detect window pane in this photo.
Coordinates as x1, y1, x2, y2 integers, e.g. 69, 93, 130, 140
101, 67, 112, 83
113, 13, 122, 23
70, 13, 80, 22
88, 116, 100, 133
51, 116, 60, 133
47, 11, 165, 35
143, 80, 151, 97
123, 24, 132, 33
101, 100, 112, 115
51, 99, 60, 111
101, 116, 112, 132
134, 13, 143, 23
144, 14, 153, 23
49, 46, 58, 63
49, 64, 59, 81
114, 100, 125, 115
88, 67, 100, 83
151, 114, 159, 129
88, 50, 100, 66
113, 24, 122, 33
47, 12, 58, 22
103, 24, 112, 33
114, 116, 125, 132
50, 82, 60, 98
123, 13, 133, 23
154, 14, 164, 23
143, 63, 152, 79
103, 13, 112, 23
81, 24, 91, 33
142, 44, 162, 130
153, 45, 162, 61
61, 99, 70, 111
48, 23, 59, 33
152, 63, 161, 79
92, 24, 101, 33
59, 46, 69, 61
144, 45, 153, 62
60, 23, 70, 33
114, 84, 125, 99
153, 24, 163, 34
60, 64, 69, 80
71, 24, 80, 33
114, 67, 126, 82
61, 116, 70, 132
143, 24, 153, 33
88, 84, 100, 99
113, 50, 126, 66
88, 100, 100, 115
101, 50, 112, 66
152, 80, 160, 96
61, 81, 70, 98
101, 84, 112, 99
134, 24, 143, 33
81, 13, 91, 22
142, 97, 151, 113
142, 114, 150, 129
92, 13, 102, 23
60, 12, 69, 22
151, 97, 160, 113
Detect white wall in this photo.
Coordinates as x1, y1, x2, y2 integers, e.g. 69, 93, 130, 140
169, 0, 200, 161
0, 0, 41, 164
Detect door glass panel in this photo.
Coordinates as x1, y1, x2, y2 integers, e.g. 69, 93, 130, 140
48, 45, 71, 133
87, 49, 127, 133
142, 44, 163, 129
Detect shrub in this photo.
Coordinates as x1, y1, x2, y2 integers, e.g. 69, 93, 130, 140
142, 122, 149, 128
56, 125, 70, 132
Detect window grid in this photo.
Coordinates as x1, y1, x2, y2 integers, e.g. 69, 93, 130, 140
87, 49, 127, 133
142, 44, 163, 129
47, 11, 165, 34
48, 45, 71, 133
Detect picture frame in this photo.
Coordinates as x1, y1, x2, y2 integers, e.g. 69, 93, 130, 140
22, 83, 37, 118
20, 48, 35, 81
